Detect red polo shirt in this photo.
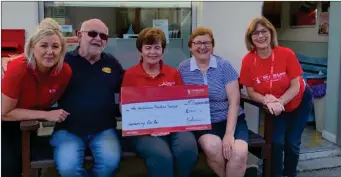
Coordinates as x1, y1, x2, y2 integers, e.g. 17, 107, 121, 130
122, 60, 183, 88
239, 46, 305, 112
1, 56, 72, 109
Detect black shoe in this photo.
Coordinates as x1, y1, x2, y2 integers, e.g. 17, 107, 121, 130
244, 166, 259, 177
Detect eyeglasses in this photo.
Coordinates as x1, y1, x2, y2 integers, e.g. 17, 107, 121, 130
251, 30, 270, 38
81, 31, 108, 41
192, 41, 212, 47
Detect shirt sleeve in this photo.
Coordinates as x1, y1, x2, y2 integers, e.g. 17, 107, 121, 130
1, 62, 25, 99
119, 71, 132, 104
239, 55, 253, 87
54, 63, 73, 102
221, 60, 239, 85
174, 70, 184, 85
286, 49, 303, 80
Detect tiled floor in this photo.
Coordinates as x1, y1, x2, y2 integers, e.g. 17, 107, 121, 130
300, 125, 339, 154
258, 110, 339, 154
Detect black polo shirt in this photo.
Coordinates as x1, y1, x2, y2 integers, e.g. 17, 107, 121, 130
55, 48, 124, 136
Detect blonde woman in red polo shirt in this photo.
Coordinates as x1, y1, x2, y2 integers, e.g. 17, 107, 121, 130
121, 27, 198, 177
239, 17, 313, 177
1, 18, 72, 177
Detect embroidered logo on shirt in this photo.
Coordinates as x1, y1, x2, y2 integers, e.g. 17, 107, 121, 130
102, 67, 112, 74
49, 89, 56, 93
159, 81, 176, 87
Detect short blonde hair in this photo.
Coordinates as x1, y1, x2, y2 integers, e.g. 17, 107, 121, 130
24, 18, 66, 73
245, 16, 278, 52
188, 27, 215, 48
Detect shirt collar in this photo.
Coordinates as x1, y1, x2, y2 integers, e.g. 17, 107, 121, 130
190, 55, 217, 71
29, 65, 59, 78
69, 46, 80, 57
139, 59, 166, 76
70, 46, 106, 63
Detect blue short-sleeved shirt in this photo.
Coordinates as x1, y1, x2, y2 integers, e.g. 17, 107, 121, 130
178, 55, 244, 123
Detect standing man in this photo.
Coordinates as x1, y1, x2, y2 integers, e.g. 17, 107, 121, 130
50, 19, 124, 177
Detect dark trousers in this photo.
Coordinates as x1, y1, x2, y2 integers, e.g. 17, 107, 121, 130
1, 129, 22, 177
128, 132, 198, 177
271, 85, 313, 177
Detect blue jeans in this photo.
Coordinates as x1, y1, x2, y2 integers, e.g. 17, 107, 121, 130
271, 86, 313, 177
50, 128, 121, 177
129, 132, 198, 177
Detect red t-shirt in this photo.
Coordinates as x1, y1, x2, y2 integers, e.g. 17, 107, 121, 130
1, 56, 72, 109
120, 60, 183, 103
122, 60, 183, 88
239, 46, 305, 112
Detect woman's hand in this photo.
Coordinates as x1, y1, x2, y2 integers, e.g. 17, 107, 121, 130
263, 94, 278, 105
222, 133, 235, 160
45, 109, 70, 122
266, 102, 285, 116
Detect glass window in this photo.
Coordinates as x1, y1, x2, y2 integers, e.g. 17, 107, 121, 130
44, 1, 192, 69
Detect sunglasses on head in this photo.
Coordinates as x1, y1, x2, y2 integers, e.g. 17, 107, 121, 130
82, 31, 108, 41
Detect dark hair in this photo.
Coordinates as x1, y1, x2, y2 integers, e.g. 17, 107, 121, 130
136, 27, 167, 52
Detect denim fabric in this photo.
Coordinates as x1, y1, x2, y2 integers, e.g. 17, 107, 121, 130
193, 113, 249, 143
271, 86, 313, 177
50, 128, 121, 177
128, 132, 198, 177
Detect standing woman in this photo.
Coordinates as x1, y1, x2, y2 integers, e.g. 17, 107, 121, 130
178, 27, 249, 177
1, 18, 72, 177
239, 17, 313, 177
121, 27, 198, 177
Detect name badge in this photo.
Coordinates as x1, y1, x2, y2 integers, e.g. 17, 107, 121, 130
102, 67, 111, 74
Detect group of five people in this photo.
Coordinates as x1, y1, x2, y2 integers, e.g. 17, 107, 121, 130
2, 16, 312, 177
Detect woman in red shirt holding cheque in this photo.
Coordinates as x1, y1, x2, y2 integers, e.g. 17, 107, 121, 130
1, 18, 72, 177
239, 17, 313, 177
121, 27, 198, 177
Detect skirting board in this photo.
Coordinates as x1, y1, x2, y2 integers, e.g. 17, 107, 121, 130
322, 130, 337, 143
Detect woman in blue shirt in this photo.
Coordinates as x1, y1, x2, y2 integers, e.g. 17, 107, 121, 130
178, 27, 249, 177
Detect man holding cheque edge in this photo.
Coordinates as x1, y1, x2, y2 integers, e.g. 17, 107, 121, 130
120, 27, 198, 177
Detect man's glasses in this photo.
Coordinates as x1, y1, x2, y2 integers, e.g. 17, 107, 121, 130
192, 41, 212, 47
82, 31, 108, 41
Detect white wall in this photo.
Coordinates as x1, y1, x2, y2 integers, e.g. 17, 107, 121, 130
1, 1, 39, 41
194, 1, 264, 133
194, 1, 263, 73
277, 2, 329, 42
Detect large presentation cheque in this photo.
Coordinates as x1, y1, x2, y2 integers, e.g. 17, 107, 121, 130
121, 85, 212, 136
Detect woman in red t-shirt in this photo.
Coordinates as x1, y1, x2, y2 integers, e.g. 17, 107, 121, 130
1, 18, 72, 177
239, 17, 313, 177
